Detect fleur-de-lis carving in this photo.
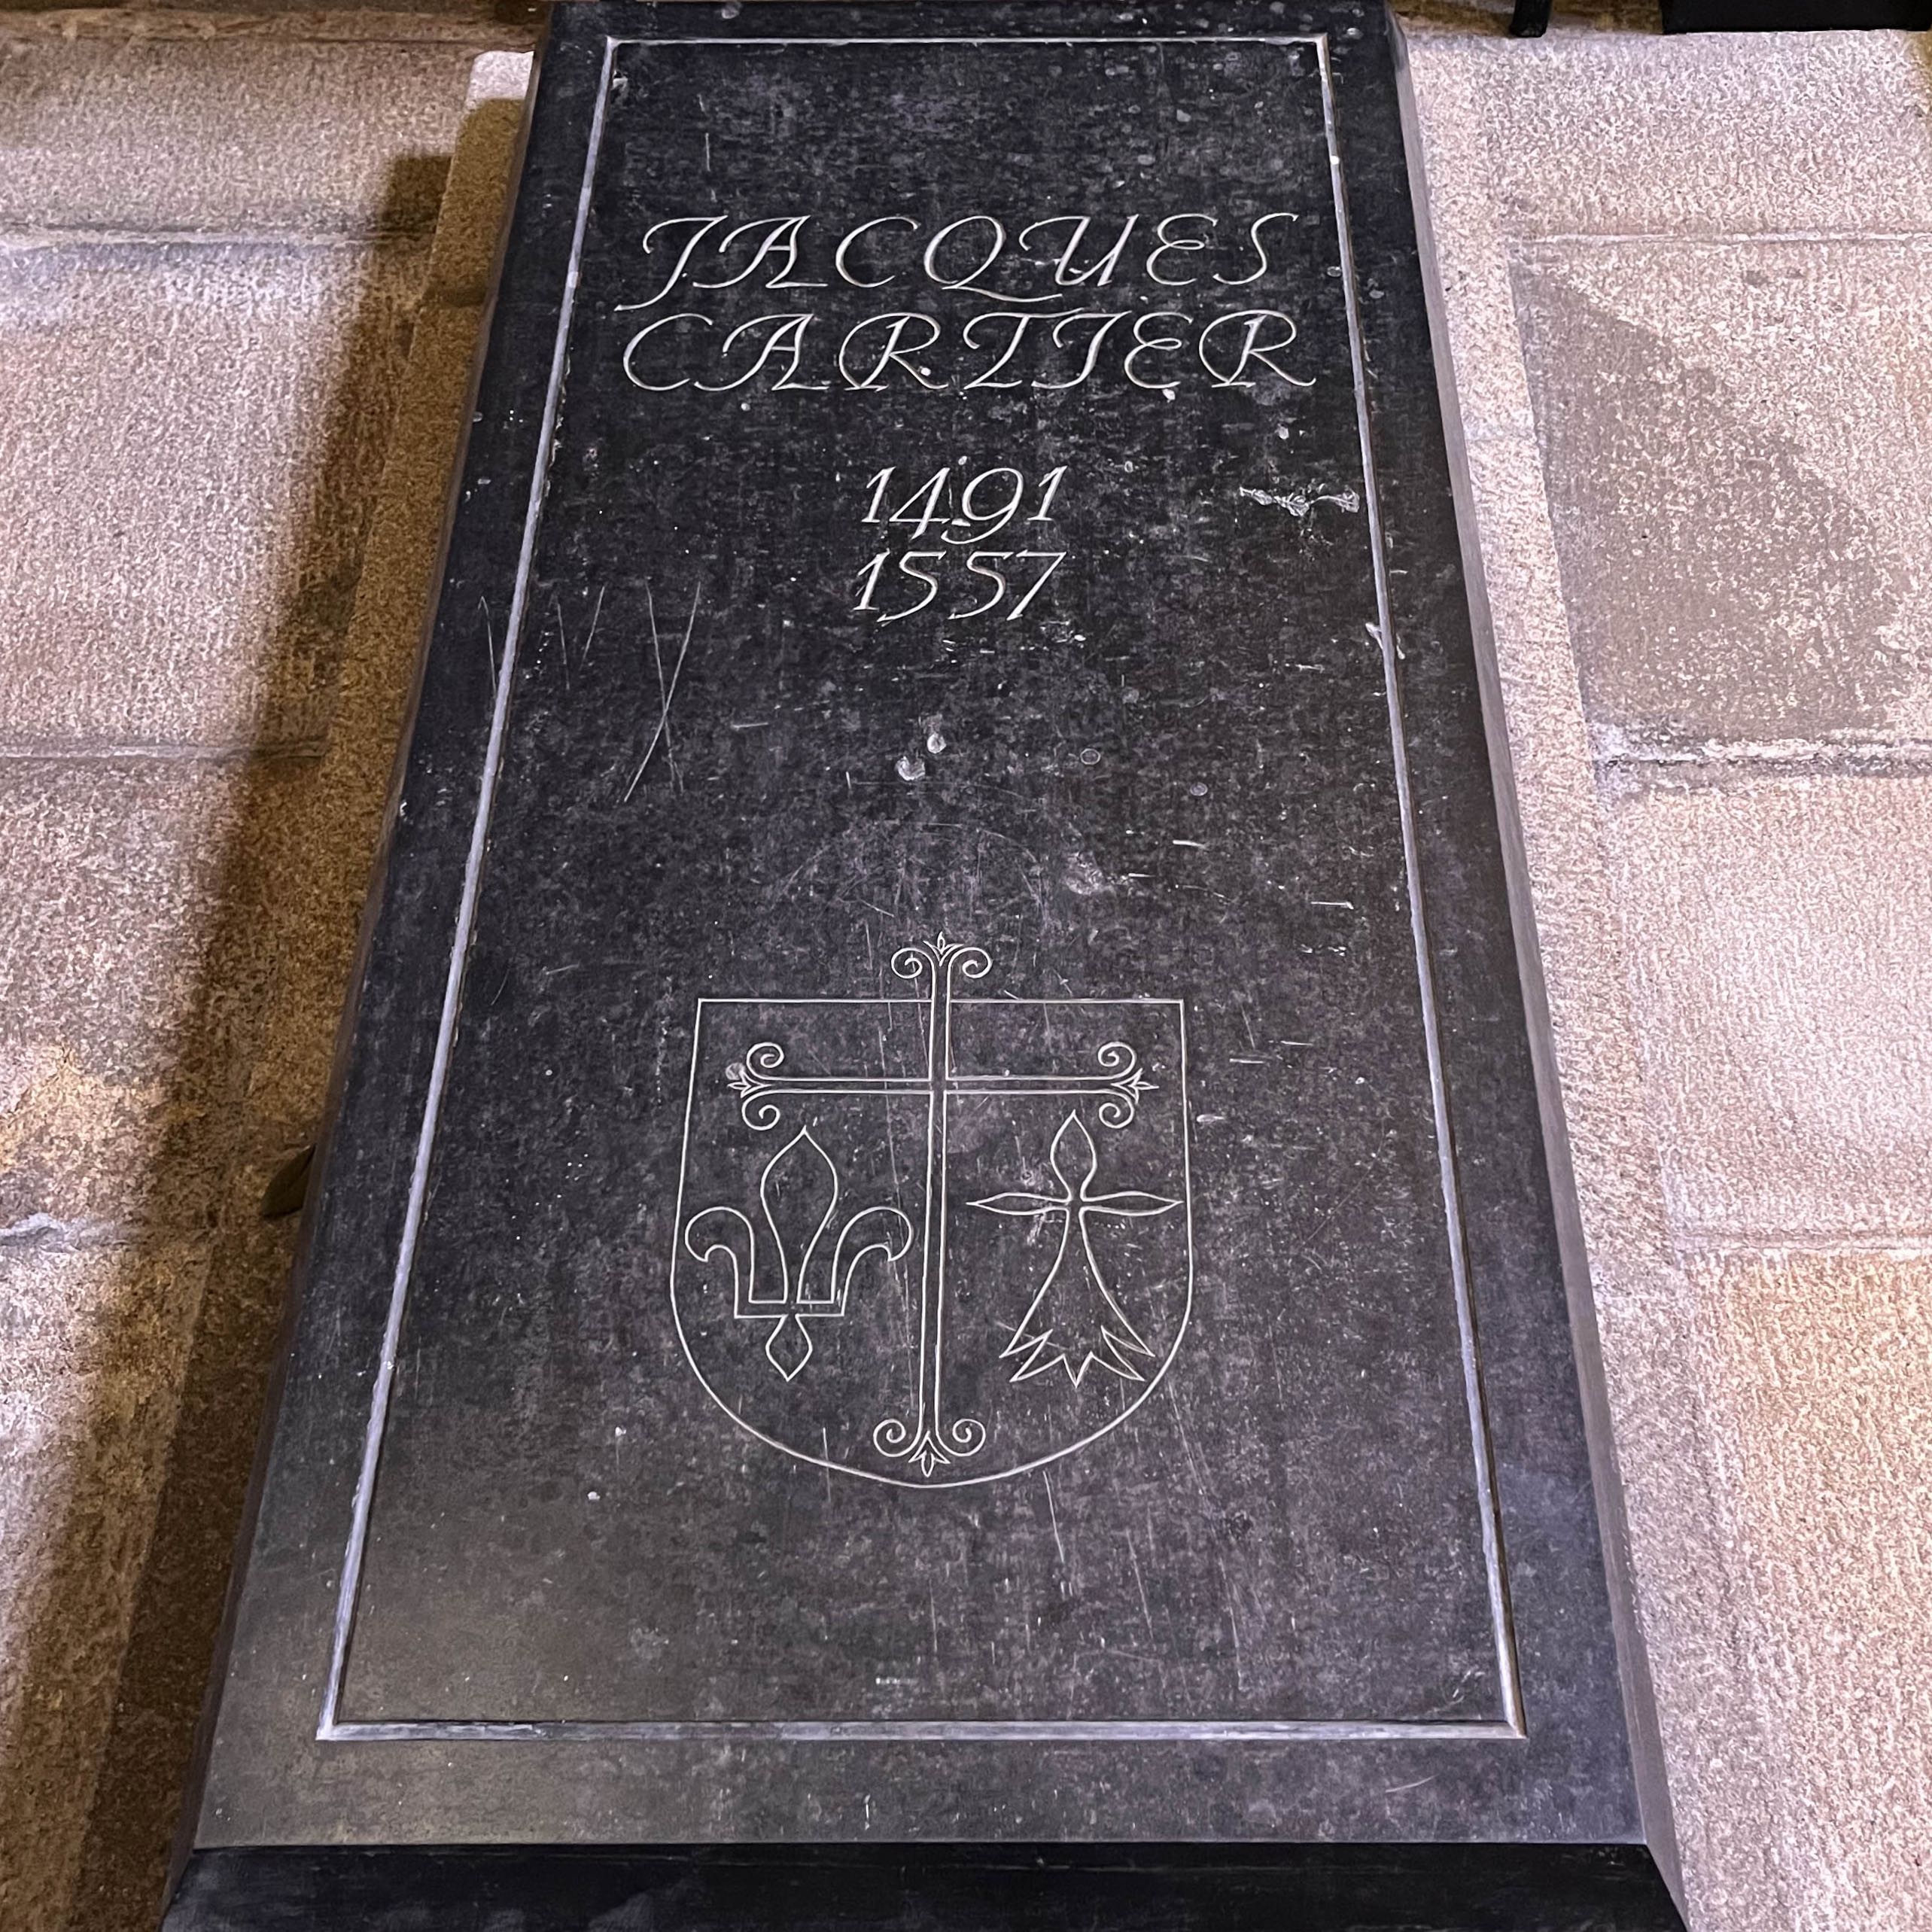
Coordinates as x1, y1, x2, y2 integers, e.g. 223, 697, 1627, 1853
683, 1127, 911, 1383
970, 1112, 1179, 1386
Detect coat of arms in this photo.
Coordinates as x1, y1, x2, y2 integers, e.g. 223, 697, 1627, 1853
670, 937, 1193, 1487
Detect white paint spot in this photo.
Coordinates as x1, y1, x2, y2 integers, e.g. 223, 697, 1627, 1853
1238, 484, 1362, 517
1065, 853, 1109, 897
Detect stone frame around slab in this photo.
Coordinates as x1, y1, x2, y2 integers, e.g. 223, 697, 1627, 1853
311, 23, 1520, 1752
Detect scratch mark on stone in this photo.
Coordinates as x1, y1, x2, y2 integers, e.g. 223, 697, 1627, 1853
1043, 1472, 1066, 1569
624, 582, 700, 802
479, 596, 502, 692
580, 583, 606, 668
1215, 1553, 1246, 1693
1233, 987, 1259, 1048
650, 584, 680, 790
1124, 1529, 1155, 1637
1164, 1381, 1212, 1502
549, 589, 570, 692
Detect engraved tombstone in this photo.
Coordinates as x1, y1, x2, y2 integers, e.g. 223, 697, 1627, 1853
163, 7, 1686, 1926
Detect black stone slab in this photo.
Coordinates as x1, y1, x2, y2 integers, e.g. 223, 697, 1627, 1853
164, 5, 1682, 1924
168, 1846, 1687, 1931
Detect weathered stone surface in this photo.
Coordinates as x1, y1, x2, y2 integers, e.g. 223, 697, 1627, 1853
0, 240, 424, 753
1399, 34, 1537, 447
0, 756, 304, 1233
1687, 1249, 1932, 1930
1590, 1290, 1793, 1932
0, 37, 474, 236
421, 52, 530, 306
50, 152, 515, 1932
0, 31, 522, 1932
0, 297, 501, 1931
1605, 774, 1932, 1243
1514, 241, 1932, 755
239, 300, 494, 1142
59, 1191, 302, 1932
0, 1237, 208, 1932
1403, 19, 1932, 240
1401, 25, 1932, 1931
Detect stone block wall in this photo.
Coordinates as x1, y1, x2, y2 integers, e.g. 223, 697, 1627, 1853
0, 17, 529, 1924
1406, 11, 1932, 1929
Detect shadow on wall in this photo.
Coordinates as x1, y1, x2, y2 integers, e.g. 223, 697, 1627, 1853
1394, 2, 1666, 37
0, 110, 516, 1929
1510, 259, 1921, 763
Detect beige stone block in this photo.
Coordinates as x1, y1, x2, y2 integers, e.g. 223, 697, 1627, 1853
242, 301, 491, 1136
1434, 24, 1932, 241
1514, 241, 1932, 753
42, 146, 504, 1927
0, 37, 474, 236
1457, 427, 1574, 647
1432, 431, 1690, 1304
0, 759, 258, 1064
1605, 774, 1932, 1241
1593, 1289, 1794, 1932
0, 1237, 208, 1932
24, 165, 505, 1932
0, 1236, 204, 1408
1687, 1249, 1932, 1930
1397, 66, 1690, 1310
57, 1185, 303, 1932
0, 239, 424, 753
0, 758, 305, 1231
1400, 27, 1539, 443
421, 51, 530, 306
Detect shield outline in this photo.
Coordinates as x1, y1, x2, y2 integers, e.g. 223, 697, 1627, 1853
668, 993, 1194, 1489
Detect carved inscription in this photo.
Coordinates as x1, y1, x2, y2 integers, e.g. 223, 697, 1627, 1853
613, 203, 1321, 634
616, 211, 1316, 394
853, 466, 1068, 625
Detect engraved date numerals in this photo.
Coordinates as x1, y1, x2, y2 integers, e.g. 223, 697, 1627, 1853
853, 548, 1066, 626
853, 464, 1069, 625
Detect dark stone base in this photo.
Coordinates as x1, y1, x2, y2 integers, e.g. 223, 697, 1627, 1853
1662, 0, 1931, 28
160, 8, 1683, 1917
166, 1844, 1684, 1931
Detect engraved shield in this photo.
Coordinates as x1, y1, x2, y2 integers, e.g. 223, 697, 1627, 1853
669, 945, 1192, 1488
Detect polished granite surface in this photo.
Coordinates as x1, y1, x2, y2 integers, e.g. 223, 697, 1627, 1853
166, 5, 1675, 1919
